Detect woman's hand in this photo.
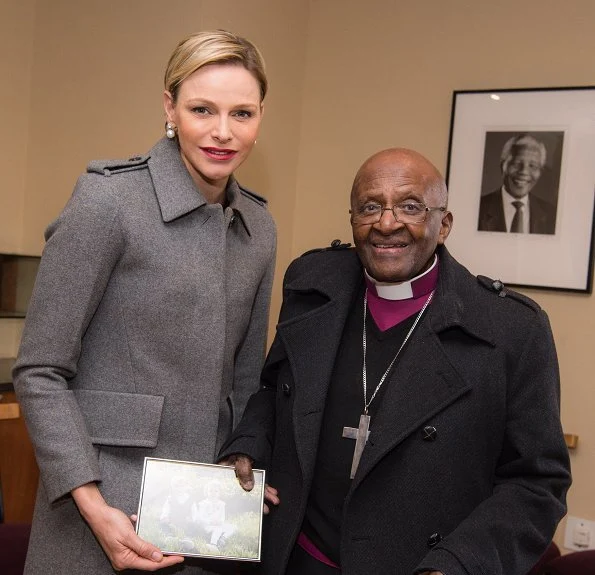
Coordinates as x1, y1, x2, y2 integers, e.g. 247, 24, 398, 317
72, 483, 184, 571
220, 454, 280, 514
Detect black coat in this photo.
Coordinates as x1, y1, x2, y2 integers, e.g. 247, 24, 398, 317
221, 245, 570, 575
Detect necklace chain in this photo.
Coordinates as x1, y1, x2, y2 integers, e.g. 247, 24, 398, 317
362, 289, 435, 414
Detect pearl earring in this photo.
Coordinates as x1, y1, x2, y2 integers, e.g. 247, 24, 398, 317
165, 122, 176, 139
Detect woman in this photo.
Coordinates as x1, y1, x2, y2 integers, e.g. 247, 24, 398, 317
13, 30, 276, 574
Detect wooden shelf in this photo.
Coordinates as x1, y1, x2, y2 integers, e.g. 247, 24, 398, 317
0, 391, 39, 523
0, 403, 19, 420
564, 433, 579, 450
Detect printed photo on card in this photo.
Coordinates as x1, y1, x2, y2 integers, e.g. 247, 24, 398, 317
136, 457, 265, 561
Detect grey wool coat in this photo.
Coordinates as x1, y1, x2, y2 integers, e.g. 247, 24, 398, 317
13, 137, 276, 575
219, 244, 571, 575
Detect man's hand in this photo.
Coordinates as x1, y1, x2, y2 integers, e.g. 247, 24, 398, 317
263, 484, 280, 514
72, 483, 184, 571
220, 454, 280, 514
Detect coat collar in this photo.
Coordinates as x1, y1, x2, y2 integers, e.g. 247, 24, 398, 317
428, 245, 496, 346
284, 245, 495, 346
147, 137, 254, 235
284, 248, 362, 303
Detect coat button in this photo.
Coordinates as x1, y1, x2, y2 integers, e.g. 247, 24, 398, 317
422, 426, 437, 441
427, 532, 442, 548
282, 382, 291, 396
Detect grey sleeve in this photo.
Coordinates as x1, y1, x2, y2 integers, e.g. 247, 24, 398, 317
13, 175, 124, 504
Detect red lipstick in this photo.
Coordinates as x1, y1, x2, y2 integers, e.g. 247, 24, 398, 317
201, 147, 237, 161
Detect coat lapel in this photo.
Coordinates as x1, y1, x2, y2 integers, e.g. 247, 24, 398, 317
352, 247, 495, 485
148, 138, 207, 222
353, 317, 471, 484
276, 251, 362, 480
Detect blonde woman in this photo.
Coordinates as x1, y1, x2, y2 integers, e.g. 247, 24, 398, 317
14, 30, 276, 574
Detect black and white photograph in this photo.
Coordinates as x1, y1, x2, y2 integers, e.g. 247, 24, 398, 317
135, 458, 265, 561
477, 131, 564, 235
446, 87, 595, 292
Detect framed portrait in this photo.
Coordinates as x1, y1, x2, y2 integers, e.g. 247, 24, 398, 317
135, 457, 265, 561
445, 87, 595, 293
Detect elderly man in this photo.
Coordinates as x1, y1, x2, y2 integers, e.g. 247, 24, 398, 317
478, 134, 557, 234
221, 148, 570, 574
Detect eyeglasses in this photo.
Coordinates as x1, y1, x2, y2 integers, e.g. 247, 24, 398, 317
350, 202, 447, 225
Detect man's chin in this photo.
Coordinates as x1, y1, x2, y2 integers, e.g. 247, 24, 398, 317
365, 267, 408, 284
509, 187, 532, 199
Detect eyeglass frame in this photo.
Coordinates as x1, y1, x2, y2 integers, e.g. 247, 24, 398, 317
349, 201, 448, 225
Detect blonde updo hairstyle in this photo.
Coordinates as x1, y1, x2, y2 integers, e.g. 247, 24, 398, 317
164, 30, 268, 103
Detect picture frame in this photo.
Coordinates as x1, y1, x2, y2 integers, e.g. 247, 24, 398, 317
445, 87, 595, 293
135, 457, 265, 561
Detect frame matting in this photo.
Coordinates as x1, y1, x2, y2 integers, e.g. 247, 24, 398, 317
445, 86, 595, 293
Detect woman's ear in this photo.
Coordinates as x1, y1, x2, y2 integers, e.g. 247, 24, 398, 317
163, 90, 175, 121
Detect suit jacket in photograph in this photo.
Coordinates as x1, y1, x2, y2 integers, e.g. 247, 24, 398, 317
477, 188, 557, 234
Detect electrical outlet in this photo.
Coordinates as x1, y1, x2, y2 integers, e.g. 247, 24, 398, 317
564, 515, 595, 551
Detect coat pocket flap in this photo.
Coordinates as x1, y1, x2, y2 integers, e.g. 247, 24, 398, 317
74, 389, 164, 447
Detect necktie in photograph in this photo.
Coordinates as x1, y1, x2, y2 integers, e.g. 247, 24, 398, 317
510, 200, 524, 233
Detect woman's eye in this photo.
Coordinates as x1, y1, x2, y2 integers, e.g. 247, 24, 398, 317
192, 106, 210, 115
233, 110, 253, 119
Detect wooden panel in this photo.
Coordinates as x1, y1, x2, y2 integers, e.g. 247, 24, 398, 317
0, 391, 39, 523
0, 402, 19, 420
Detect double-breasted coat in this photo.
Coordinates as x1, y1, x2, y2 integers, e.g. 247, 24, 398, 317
13, 137, 276, 574
220, 245, 570, 575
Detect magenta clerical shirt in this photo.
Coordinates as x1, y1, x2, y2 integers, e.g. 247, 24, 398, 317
364, 255, 439, 331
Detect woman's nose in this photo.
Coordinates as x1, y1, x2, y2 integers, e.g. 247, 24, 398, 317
212, 117, 232, 143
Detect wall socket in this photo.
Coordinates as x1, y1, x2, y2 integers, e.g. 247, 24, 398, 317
564, 515, 595, 551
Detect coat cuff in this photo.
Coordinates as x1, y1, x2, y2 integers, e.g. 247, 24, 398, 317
218, 434, 271, 469
415, 546, 468, 575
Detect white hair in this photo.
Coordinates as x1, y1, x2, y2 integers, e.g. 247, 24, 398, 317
500, 134, 547, 172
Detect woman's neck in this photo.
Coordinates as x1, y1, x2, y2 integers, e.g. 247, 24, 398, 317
194, 174, 228, 205
180, 153, 229, 204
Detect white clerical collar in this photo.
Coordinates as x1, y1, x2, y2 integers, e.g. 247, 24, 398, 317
365, 255, 438, 300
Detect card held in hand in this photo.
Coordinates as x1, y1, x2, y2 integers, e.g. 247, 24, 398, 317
135, 457, 265, 561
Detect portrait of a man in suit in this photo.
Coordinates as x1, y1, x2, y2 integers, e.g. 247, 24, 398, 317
478, 133, 561, 234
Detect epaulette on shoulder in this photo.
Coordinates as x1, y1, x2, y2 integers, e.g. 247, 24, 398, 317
477, 275, 541, 312
87, 154, 150, 177
239, 185, 268, 207
300, 239, 352, 258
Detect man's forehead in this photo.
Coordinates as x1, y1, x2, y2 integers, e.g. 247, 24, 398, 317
351, 149, 445, 201
357, 149, 438, 181
513, 147, 541, 159
355, 171, 422, 192
354, 164, 433, 196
